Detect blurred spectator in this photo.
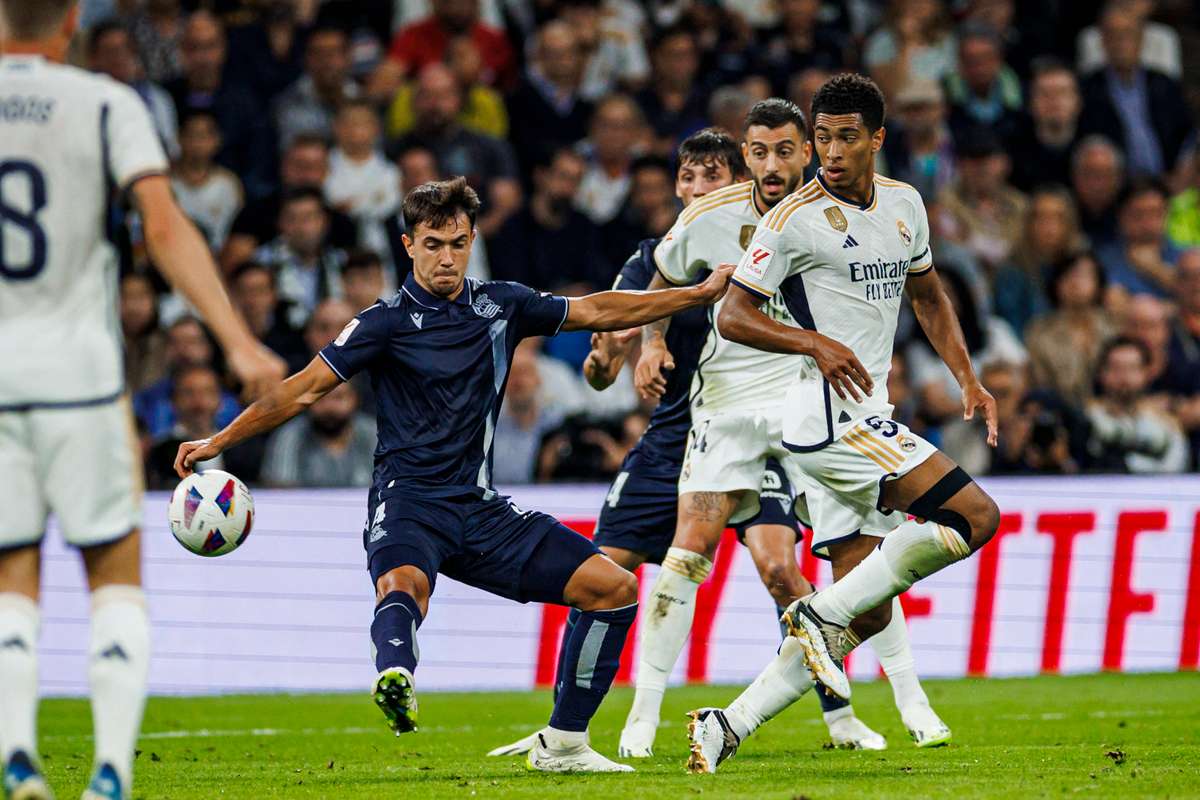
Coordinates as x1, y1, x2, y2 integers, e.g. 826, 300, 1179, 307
325, 100, 401, 253
575, 94, 646, 225
490, 148, 608, 291
229, 261, 308, 372
398, 145, 439, 190
492, 341, 565, 484
1077, 0, 1182, 78
941, 361, 1032, 475
170, 110, 243, 252
888, 79, 955, 200
273, 25, 360, 150
342, 250, 388, 312
261, 382, 376, 487
759, 0, 847, 95
254, 188, 348, 324
387, 37, 508, 141
1078, 2, 1195, 180
936, 127, 1028, 270
1095, 177, 1180, 301
1086, 337, 1188, 473
166, 11, 275, 200
120, 273, 168, 394
223, 0, 306, 102
1024, 251, 1115, 406
863, 0, 956, 98
1008, 59, 1084, 193
1163, 249, 1200, 464
87, 19, 179, 159
391, 64, 522, 238
506, 20, 595, 176
707, 85, 754, 139
888, 350, 919, 430
1121, 294, 1172, 389
378, 0, 515, 97
602, 155, 679, 273
786, 66, 830, 119
1070, 135, 1125, 246
1167, 164, 1200, 248
222, 134, 358, 271
993, 185, 1085, 334
395, 0, 534, 31
303, 299, 357, 359
908, 267, 1027, 425
133, 317, 241, 439
561, 0, 651, 101
126, 0, 183, 83
680, 1, 757, 91
943, 22, 1023, 147
635, 26, 706, 157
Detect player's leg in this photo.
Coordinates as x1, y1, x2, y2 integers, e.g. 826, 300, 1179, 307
370, 557, 434, 736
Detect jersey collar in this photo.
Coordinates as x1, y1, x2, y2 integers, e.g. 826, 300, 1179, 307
816, 169, 877, 212
402, 273, 473, 309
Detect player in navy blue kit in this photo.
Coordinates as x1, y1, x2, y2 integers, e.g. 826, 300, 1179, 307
175, 177, 734, 773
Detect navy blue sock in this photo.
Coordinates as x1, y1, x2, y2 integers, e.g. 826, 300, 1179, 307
553, 608, 582, 702
371, 591, 423, 674
776, 604, 849, 712
549, 604, 637, 732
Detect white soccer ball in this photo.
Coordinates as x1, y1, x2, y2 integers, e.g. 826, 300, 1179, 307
168, 470, 255, 557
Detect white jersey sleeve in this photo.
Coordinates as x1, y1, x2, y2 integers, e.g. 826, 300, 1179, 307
732, 196, 813, 300
653, 216, 701, 285
105, 82, 169, 189
907, 196, 934, 275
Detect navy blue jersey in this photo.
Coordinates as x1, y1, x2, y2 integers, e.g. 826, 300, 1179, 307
319, 274, 568, 496
617, 238, 710, 465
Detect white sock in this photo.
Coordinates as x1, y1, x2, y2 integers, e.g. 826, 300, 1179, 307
627, 547, 711, 725
89, 585, 150, 791
868, 597, 929, 710
724, 637, 814, 741
0, 593, 39, 763
542, 726, 588, 750
812, 521, 969, 626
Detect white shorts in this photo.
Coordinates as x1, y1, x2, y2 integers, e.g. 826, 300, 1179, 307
679, 409, 801, 525
787, 417, 938, 559
0, 397, 142, 550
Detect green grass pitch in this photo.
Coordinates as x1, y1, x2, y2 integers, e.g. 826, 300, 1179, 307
38, 672, 1199, 799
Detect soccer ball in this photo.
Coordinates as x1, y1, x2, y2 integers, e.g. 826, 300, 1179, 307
168, 470, 255, 557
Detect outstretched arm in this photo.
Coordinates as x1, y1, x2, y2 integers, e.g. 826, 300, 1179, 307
633, 271, 677, 401
174, 357, 343, 476
582, 330, 639, 390
717, 284, 874, 402
561, 264, 734, 332
906, 269, 997, 445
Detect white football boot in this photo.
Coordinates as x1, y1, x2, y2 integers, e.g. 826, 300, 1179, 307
902, 703, 952, 747
781, 596, 851, 700
617, 715, 657, 758
827, 713, 888, 750
486, 730, 541, 756
527, 729, 634, 773
685, 708, 740, 774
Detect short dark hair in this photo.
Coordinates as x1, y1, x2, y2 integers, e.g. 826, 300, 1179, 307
402, 176, 480, 234
280, 186, 327, 212
1099, 335, 1151, 369
811, 73, 886, 133
344, 249, 383, 275
650, 23, 694, 54
179, 107, 219, 132
1029, 56, 1075, 82
1118, 175, 1169, 208
87, 19, 129, 55
1047, 250, 1105, 309
677, 127, 747, 179
630, 154, 673, 178
743, 98, 807, 138
287, 133, 331, 153
230, 260, 274, 287
2, 0, 74, 40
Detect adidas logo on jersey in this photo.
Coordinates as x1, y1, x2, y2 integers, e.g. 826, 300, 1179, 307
842, 234, 860, 249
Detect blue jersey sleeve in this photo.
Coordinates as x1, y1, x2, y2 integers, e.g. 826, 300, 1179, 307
318, 303, 392, 381
613, 239, 658, 292
509, 283, 570, 339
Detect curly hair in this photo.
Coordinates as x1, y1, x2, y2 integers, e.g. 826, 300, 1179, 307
811, 73, 887, 133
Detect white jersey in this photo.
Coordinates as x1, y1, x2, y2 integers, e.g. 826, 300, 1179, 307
733, 171, 934, 450
0, 55, 167, 408
655, 180, 802, 417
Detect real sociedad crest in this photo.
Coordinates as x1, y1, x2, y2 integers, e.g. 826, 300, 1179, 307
472, 293, 501, 319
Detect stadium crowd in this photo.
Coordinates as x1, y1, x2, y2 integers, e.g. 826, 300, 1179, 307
81, 0, 1200, 488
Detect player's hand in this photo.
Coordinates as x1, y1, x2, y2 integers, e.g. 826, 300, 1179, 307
635, 336, 675, 401
228, 342, 287, 402
696, 263, 736, 304
808, 333, 873, 403
962, 381, 998, 447
583, 330, 635, 389
174, 438, 223, 478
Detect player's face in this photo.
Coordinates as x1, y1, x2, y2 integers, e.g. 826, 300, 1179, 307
813, 113, 884, 194
742, 123, 809, 208
403, 212, 474, 298
675, 157, 734, 207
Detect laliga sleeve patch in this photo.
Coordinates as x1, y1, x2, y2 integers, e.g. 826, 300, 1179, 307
334, 318, 360, 346
740, 243, 775, 281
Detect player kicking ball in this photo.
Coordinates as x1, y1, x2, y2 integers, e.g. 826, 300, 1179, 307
684, 73, 1000, 772
175, 178, 733, 773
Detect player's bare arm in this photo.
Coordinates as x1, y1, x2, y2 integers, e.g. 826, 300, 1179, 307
582, 330, 639, 391
133, 176, 285, 399
905, 269, 998, 446
717, 285, 874, 402
173, 357, 341, 476
635, 272, 677, 401
561, 264, 733, 332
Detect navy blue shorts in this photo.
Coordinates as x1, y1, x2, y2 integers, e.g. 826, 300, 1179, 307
364, 488, 601, 605
593, 453, 801, 563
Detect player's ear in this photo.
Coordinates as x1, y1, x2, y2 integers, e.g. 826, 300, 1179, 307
872, 126, 886, 154
401, 233, 415, 258
802, 139, 813, 166
63, 4, 81, 38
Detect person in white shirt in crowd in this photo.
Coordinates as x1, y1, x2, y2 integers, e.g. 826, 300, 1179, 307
1076, 0, 1181, 78
86, 18, 179, 159
325, 99, 401, 257
254, 188, 348, 326
492, 341, 567, 485
262, 381, 377, 488
170, 109, 243, 252
575, 94, 647, 225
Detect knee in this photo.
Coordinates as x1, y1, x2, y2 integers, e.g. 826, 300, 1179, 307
374, 566, 429, 605
587, 567, 639, 611
760, 561, 805, 604
967, 494, 1002, 551
672, 529, 719, 563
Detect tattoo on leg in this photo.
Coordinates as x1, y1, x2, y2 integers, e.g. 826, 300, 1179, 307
687, 492, 728, 523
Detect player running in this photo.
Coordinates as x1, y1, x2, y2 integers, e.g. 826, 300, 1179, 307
0, 3, 284, 799
488, 129, 879, 759
622, 100, 946, 759
174, 177, 734, 773
685, 73, 1001, 773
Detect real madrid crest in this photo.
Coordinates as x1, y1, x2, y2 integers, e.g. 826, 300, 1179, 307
739, 224, 757, 250
896, 219, 912, 246
824, 206, 848, 232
